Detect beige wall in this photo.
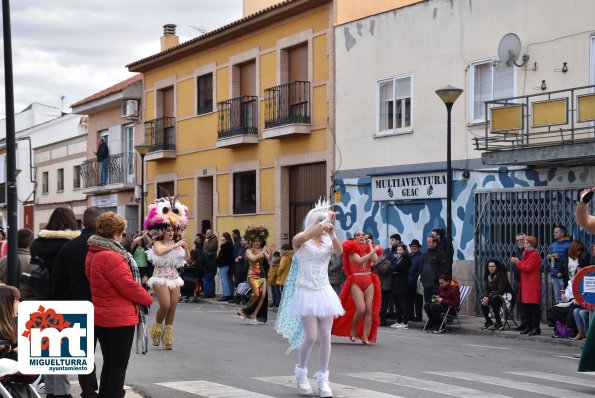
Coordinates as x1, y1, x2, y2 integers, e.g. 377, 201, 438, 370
335, 0, 425, 25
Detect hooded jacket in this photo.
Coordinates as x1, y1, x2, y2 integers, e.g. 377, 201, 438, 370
30, 229, 80, 299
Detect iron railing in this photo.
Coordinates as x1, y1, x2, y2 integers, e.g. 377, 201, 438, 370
217, 96, 258, 139
474, 85, 595, 152
144, 116, 176, 151
79, 153, 136, 188
264, 81, 311, 129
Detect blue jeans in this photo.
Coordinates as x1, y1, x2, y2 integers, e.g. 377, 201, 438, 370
219, 265, 234, 297
271, 285, 281, 304
574, 307, 590, 332
99, 160, 108, 185
551, 277, 564, 303
423, 286, 439, 304
203, 271, 216, 295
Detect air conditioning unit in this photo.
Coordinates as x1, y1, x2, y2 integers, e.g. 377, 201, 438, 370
122, 100, 139, 119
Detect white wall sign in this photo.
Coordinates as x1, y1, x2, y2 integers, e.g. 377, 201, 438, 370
372, 172, 447, 201
584, 276, 595, 293
91, 194, 117, 208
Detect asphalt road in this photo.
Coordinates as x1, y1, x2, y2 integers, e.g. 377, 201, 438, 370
113, 300, 594, 398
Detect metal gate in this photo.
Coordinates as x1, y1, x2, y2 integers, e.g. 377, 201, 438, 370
474, 187, 594, 317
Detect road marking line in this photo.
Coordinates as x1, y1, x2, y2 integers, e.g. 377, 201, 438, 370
508, 372, 595, 388
384, 334, 426, 340
156, 380, 275, 397
554, 355, 580, 360
255, 375, 404, 397
462, 344, 510, 350
349, 372, 511, 398
428, 372, 594, 398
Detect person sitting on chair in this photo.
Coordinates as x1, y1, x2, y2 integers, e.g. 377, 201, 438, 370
481, 259, 513, 331
424, 274, 460, 333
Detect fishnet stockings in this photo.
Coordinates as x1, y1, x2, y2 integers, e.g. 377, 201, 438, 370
350, 283, 374, 342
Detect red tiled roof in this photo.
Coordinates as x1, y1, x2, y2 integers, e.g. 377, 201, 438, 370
70, 74, 142, 108
126, 0, 316, 70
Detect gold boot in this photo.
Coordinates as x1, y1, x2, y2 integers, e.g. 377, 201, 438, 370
150, 323, 163, 347
162, 325, 173, 350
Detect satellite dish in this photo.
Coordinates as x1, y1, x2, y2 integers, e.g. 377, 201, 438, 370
498, 33, 529, 67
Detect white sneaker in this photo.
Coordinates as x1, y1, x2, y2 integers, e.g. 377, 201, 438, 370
315, 371, 333, 398
295, 364, 313, 396
390, 322, 403, 329
402, 324, 409, 329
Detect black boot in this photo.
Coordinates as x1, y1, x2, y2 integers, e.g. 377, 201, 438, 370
527, 328, 541, 336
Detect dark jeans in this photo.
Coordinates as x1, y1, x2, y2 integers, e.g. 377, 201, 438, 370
95, 325, 135, 398
271, 286, 281, 304
423, 286, 438, 304
237, 271, 248, 285
203, 271, 216, 295
424, 303, 447, 328
380, 290, 391, 323
521, 303, 541, 331
407, 285, 423, 321
78, 334, 98, 398
392, 293, 409, 324
482, 294, 504, 323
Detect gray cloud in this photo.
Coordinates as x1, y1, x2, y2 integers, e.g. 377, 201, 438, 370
0, 0, 242, 116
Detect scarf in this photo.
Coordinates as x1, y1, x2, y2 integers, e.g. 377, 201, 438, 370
88, 235, 150, 355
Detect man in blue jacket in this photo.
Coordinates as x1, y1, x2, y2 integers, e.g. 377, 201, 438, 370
547, 225, 571, 304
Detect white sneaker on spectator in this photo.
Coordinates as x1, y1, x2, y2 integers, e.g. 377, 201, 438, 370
401, 324, 409, 329
391, 322, 403, 329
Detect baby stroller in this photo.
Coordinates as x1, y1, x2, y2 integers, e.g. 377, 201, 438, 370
179, 266, 201, 303
234, 282, 252, 305
0, 340, 40, 398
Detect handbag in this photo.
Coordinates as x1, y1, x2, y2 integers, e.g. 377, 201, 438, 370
133, 247, 148, 268
416, 275, 424, 295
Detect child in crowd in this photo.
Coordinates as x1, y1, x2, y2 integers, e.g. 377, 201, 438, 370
268, 251, 282, 307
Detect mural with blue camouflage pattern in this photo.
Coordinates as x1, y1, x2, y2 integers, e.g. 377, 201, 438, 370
334, 166, 593, 260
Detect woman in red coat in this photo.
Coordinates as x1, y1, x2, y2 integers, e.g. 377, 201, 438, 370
511, 235, 542, 336
86, 212, 153, 398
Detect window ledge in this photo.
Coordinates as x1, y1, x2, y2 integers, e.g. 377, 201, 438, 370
42, 192, 49, 195
197, 110, 215, 117
374, 129, 413, 138
56, 190, 64, 193
468, 121, 487, 127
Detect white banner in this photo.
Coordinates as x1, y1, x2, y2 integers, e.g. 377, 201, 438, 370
372, 172, 447, 201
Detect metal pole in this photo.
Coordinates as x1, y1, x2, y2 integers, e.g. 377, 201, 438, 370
446, 102, 453, 246
3, 0, 18, 287
140, 153, 145, 232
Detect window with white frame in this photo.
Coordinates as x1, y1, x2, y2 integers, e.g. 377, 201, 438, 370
56, 168, 64, 192
377, 75, 412, 134
73, 165, 81, 189
471, 60, 514, 121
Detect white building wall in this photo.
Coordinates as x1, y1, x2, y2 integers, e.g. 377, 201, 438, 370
335, 0, 595, 172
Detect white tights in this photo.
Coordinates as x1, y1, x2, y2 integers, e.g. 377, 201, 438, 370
298, 315, 334, 373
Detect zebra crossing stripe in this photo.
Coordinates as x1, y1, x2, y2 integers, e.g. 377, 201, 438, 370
349, 372, 511, 398
428, 372, 595, 398
155, 380, 276, 397
507, 372, 595, 388
254, 375, 404, 397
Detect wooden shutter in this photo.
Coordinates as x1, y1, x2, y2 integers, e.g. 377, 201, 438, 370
240, 61, 256, 97
162, 86, 175, 117
289, 43, 308, 82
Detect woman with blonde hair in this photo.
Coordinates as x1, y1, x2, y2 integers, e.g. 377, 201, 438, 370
86, 212, 153, 398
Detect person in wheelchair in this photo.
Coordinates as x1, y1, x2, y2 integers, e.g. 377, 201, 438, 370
481, 259, 513, 331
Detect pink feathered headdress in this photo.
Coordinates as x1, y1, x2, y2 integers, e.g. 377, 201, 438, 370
143, 196, 189, 232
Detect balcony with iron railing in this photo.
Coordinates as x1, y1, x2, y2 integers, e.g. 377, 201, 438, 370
144, 116, 176, 160
80, 153, 136, 194
216, 96, 259, 148
473, 85, 595, 166
264, 81, 311, 139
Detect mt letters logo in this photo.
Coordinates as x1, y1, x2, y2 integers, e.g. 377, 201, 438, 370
18, 301, 94, 374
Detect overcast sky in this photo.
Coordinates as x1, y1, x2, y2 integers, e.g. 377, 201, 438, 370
0, 0, 243, 117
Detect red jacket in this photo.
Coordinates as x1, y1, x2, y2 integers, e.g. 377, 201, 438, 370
86, 246, 153, 328
516, 249, 541, 304
439, 282, 460, 308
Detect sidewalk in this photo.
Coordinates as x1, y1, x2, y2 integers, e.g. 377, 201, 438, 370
201, 294, 584, 348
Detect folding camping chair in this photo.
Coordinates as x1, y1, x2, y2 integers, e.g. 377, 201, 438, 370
500, 293, 519, 329
423, 284, 471, 333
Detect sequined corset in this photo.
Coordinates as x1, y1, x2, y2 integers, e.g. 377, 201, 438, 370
295, 235, 332, 290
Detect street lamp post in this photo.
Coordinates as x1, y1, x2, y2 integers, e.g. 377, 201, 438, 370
435, 85, 463, 250
134, 143, 150, 233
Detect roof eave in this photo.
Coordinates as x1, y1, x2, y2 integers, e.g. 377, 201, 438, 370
127, 0, 331, 73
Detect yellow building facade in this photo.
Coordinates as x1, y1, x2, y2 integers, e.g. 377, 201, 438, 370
128, 0, 335, 246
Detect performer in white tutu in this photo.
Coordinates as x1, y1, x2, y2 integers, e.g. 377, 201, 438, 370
275, 198, 343, 397
144, 196, 190, 350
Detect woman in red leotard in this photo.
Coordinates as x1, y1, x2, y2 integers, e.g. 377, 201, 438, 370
332, 230, 382, 344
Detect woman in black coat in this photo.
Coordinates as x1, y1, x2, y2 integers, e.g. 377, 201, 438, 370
481, 259, 513, 331
216, 232, 235, 301
389, 244, 411, 329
